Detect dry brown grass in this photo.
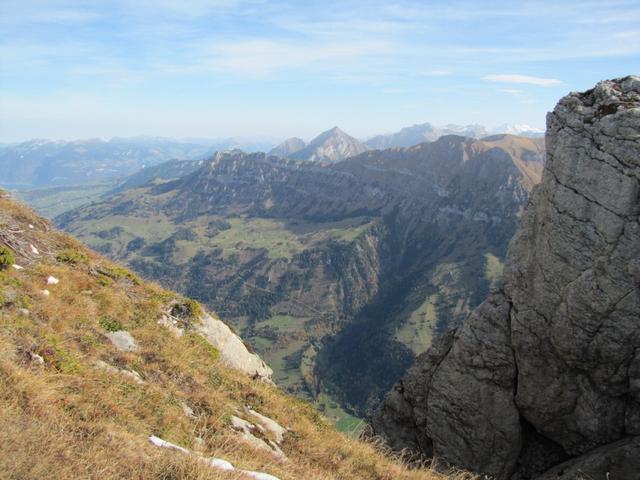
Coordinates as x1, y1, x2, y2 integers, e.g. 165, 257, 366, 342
0, 192, 475, 480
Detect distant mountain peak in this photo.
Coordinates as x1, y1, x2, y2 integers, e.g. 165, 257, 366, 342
268, 137, 306, 158
289, 127, 369, 163
490, 123, 543, 137
365, 123, 488, 150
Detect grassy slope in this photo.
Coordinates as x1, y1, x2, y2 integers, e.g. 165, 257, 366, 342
0, 192, 471, 480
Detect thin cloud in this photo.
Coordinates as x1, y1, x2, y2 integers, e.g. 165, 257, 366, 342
498, 88, 524, 95
483, 74, 563, 86
419, 69, 451, 77
199, 39, 393, 76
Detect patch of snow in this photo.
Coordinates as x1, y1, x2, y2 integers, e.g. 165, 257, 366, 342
28, 224, 34, 229
12, 264, 23, 270
30, 244, 39, 255
47, 276, 59, 285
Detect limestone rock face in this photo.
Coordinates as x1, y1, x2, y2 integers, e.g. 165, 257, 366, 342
197, 312, 273, 381
371, 76, 640, 479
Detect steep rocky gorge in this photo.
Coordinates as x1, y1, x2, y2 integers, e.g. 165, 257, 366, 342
372, 77, 640, 479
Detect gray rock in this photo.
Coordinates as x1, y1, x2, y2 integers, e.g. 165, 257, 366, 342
106, 330, 139, 352
197, 312, 273, 381
245, 407, 287, 445
27, 351, 44, 365
230, 415, 287, 460
94, 360, 144, 384
534, 436, 640, 480
181, 402, 196, 419
371, 76, 640, 479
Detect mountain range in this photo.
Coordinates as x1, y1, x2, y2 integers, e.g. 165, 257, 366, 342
0, 136, 276, 189
1, 123, 542, 189
55, 133, 545, 420
365, 123, 542, 150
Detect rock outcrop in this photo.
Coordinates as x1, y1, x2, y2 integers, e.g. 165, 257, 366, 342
157, 303, 273, 380
197, 312, 273, 380
371, 76, 640, 479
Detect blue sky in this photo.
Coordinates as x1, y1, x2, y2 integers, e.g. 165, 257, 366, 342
1, 0, 639, 142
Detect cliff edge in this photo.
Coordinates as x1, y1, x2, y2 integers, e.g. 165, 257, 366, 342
371, 77, 640, 479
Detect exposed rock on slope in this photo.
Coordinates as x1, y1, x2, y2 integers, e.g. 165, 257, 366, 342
372, 76, 640, 479
197, 312, 273, 380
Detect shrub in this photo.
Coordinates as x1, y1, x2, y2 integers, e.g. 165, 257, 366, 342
185, 299, 203, 319
38, 342, 81, 373
56, 248, 88, 265
53, 346, 81, 373
99, 316, 124, 332
95, 264, 141, 285
0, 246, 16, 269
170, 299, 203, 321
17, 295, 31, 309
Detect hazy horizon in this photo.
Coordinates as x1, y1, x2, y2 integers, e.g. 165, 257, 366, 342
1, 0, 639, 142
0, 121, 543, 145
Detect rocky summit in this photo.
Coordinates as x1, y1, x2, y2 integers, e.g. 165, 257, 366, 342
289, 126, 370, 163
371, 77, 640, 479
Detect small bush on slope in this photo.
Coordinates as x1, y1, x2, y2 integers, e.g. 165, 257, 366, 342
0, 192, 474, 480
0, 246, 15, 269
56, 247, 88, 264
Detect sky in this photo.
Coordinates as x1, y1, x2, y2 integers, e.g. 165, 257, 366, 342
1, 0, 639, 143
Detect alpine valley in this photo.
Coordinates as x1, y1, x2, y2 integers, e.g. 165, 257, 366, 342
52, 131, 545, 426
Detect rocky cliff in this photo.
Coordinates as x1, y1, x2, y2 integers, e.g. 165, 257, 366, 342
371, 77, 640, 479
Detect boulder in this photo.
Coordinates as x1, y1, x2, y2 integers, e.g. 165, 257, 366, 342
106, 330, 139, 352
197, 312, 273, 381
